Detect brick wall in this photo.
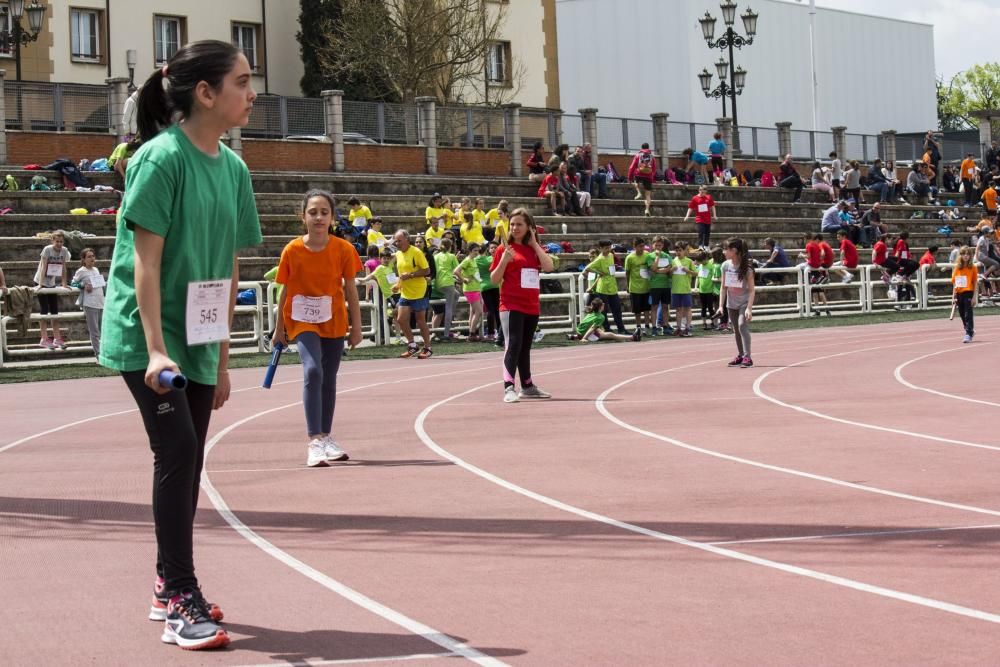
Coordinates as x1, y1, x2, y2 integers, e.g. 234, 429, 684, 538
437, 147, 511, 176
242, 139, 331, 172
8, 132, 116, 165
345, 144, 426, 174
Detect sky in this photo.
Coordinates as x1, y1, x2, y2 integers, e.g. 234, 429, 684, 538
806, 0, 998, 80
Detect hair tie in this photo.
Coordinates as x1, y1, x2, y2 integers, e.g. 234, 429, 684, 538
161, 65, 168, 78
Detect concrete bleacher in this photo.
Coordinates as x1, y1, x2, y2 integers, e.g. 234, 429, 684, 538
0, 168, 980, 362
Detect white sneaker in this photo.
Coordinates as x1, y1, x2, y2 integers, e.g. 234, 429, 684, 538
307, 439, 329, 467
321, 436, 349, 462
841, 274, 853, 284
503, 387, 520, 403
519, 384, 551, 399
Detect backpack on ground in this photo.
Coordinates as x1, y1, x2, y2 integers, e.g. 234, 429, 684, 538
605, 162, 623, 183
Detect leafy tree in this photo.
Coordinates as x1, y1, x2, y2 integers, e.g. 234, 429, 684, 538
297, 0, 398, 101
937, 63, 1000, 131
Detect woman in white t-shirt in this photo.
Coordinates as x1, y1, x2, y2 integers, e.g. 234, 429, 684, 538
72, 247, 105, 354
811, 161, 835, 202
717, 237, 756, 368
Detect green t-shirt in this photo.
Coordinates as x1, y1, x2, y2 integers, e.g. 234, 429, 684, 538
370, 264, 394, 299
457, 255, 482, 292
670, 256, 695, 295
576, 311, 606, 336
710, 262, 722, 295
584, 253, 617, 295
434, 251, 458, 288
99, 125, 262, 385
476, 254, 496, 291
696, 260, 716, 294
624, 251, 651, 294
646, 251, 673, 289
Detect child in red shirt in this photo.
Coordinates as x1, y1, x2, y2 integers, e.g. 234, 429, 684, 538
801, 233, 830, 314
919, 245, 938, 268
833, 229, 858, 283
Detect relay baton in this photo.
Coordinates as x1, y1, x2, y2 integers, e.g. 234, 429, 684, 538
158, 370, 187, 390
949, 299, 957, 321
262, 342, 285, 389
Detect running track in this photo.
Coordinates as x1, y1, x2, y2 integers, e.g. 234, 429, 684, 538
3, 317, 1000, 665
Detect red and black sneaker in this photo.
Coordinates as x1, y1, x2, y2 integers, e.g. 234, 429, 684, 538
161, 589, 229, 650
150, 577, 222, 622
727, 355, 744, 367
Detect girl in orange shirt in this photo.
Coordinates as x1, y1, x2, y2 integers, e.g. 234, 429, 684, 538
951, 246, 978, 343
273, 189, 363, 467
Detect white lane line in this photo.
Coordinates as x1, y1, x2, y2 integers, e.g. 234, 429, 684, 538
751, 339, 1000, 453
0, 408, 137, 455
234, 653, 454, 667
414, 369, 1000, 626
709, 523, 1000, 546
894, 348, 1000, 408
202, 395, 502, 667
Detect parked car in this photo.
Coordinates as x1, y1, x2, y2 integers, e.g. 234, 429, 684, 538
284, 132, 378, 145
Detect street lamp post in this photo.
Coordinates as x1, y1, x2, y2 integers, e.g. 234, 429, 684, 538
0, 0, 46, 81
697, 2, 758, 151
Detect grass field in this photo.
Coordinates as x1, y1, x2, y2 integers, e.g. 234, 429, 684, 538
1, 308, 994, 385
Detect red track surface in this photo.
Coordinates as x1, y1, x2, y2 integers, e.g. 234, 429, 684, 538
3, 318, 1000, 665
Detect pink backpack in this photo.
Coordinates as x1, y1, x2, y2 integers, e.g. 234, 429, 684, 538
760, 171, 776, 188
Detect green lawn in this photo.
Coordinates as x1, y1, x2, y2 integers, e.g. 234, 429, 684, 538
1, 308, 994, 385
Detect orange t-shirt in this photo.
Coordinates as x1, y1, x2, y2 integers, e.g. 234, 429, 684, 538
951, 265, 978, 294
982, 187, 998, 211
960, 159, 976, 180
276, 235, 362, 340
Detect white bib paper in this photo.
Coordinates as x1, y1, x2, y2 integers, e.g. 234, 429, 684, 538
521, 268, 540, 289
586, 333, 600, 342
353, 217, 367, 228
674, 265, 687, 275
639, 268, 651, 280
386, 272, 398, 285
45, 262, 63, 277
698, 267, 709, 278
186, 280, 231, 346
955, 275, 968, 289
291, 295, 332, 324
90, 273, 106, 289
375, 238, 385, 248
430, 237, 441, 247
657, 257, 670, 268
697, 203, 709, 213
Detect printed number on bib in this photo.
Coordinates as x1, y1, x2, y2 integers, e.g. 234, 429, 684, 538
90, 274, 106, 289
521, 268, 541, 289
697, 203, 709, 213
291, 295, 333, 324
639, 268, 651, 280
657, 258, 670, 268
186, 280, 231, 346
386, 272, 399, 285
955, 275, 968, 289
45, 262, 63, 277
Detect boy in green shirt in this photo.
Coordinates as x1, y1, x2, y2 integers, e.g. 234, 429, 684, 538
432, 238, 460, 339
454, 243, 485, 340
669, 242, 696, 336
361, 248, 401, 343
584, 239, 626, 333
693, 249, 718, 330
624, 236, 653, 336
645, 236, 673, 335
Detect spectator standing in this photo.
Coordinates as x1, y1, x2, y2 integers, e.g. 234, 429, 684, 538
392, 230, 433, 359
683, 185, 718, 248
73, 247, 105, 354
624, 237, 653, 335
708, 132, 726, 174
584, 239, 626, 333
924, 131, 942, 187
829, 151, 843, 200
987, 140, 1000, 171
33, 230, 70, 349
778, 155, 804, 203
952, 247, 978, 343
960, 153, 978, 207
583, 143, 607, 198
840, 160, 861, 204
627, 142, 657, 217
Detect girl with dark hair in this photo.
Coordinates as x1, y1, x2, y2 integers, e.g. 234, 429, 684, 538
272, 189, 363, 467
717, 237, 756, 368
490, 208, 555, 403
526, 142, 546, 183
99, 40, 262, 650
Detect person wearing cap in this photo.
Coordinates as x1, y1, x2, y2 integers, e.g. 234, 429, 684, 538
960, 153, 978, 207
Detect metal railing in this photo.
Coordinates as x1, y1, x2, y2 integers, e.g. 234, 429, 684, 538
5, 81, 109, 133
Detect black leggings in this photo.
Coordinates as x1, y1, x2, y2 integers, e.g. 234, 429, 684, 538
700, 292, 718, 320
956, 291, 974, 336
123, 370, 215, 594
500, 310, 539, 388
482, 288, 500, 336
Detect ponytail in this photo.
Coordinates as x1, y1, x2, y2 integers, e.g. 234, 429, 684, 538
726, 237, 752, 281
135, 40, 241, 143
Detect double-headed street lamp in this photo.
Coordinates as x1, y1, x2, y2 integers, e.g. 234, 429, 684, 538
697, 1, 758, 150
0, 0, 46, 81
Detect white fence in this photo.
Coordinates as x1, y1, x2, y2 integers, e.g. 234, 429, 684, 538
2, 264, 993, 366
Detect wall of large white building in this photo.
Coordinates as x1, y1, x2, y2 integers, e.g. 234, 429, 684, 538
556, 0, 936, 135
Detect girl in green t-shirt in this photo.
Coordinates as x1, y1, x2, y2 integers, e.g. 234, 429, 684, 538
432, 238, 460, 339
454, 243, 485, 341
99, 41, 264, 651
692, 250, 718, 330
568, 298, 640, 342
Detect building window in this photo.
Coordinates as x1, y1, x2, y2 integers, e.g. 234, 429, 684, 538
70, 8, 101, 62
154, 15, 185, 66
0, 3, 11, 57
232, 22, 261, 73
487, 41, 511, 86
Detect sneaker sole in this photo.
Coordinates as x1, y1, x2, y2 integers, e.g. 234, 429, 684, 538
519, 394, 551, 400
307, 459, 329, 467
161, 628, 230, 650
324, 452, 350, 462
503, 396, 520, 403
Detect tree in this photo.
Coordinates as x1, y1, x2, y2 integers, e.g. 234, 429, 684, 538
937, 63, 1000, 132
297, 0, 398, 101
314, 0, 524, 106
